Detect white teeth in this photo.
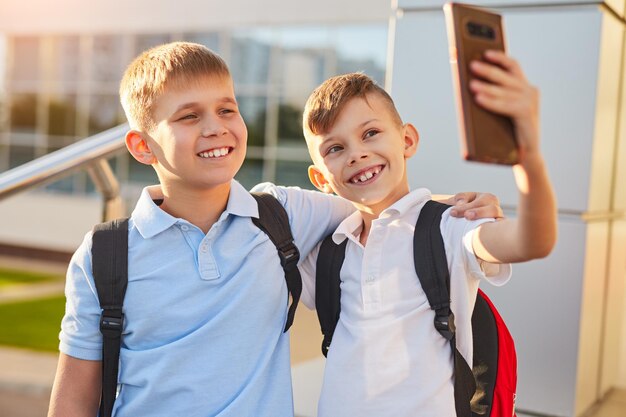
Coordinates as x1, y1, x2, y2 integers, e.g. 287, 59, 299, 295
198, 147, 230, 158
351, 166, 382, 183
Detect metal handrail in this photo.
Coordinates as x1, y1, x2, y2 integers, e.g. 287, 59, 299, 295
0, 123, 129, 220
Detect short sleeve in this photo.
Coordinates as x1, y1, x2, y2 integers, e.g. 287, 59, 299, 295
250, 183, 354, 261
58, 231, 104, 361
461, 221, 512, 286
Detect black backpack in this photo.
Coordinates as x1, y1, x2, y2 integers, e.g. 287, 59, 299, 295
91, 192, 301, 417
315, 200, 518, 417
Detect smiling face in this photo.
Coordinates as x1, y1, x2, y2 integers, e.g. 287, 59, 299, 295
128, 74, 247, 193
306, 93, 418, 215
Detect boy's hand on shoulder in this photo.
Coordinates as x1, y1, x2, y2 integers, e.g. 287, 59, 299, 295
468, 50, 540, 162
435, 192, 503, 220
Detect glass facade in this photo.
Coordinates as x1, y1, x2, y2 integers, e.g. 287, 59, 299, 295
0, 25, 386, 194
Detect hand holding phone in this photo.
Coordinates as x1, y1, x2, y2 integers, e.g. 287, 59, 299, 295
444, 2, 519, 165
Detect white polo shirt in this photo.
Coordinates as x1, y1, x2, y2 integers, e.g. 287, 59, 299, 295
299, 188, 511, 417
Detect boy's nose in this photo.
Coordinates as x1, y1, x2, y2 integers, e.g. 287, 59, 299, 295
201, 122, 228, 138
348, 152, 368, 166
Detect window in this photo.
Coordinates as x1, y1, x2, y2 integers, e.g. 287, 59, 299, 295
1, 24, 387, 194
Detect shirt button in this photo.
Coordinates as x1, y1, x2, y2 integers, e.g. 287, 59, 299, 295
366, 275, 375, 283
181, 225, 189, 231
201, 245, 208, 253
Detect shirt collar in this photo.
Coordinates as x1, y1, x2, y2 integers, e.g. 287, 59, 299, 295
331, 188, 432, 244
226, 180, 259, 218
132, 180, 258, 239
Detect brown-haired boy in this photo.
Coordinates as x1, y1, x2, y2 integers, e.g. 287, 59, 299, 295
47, 42, 501, 417
298, 52, 557, 416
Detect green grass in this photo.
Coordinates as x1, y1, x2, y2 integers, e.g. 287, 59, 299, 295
0, 295, 65, 352
0, 268, 63, 287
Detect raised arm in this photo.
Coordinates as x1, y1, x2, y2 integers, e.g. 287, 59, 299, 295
48, 354, 101, 417
468, 51, 557, 263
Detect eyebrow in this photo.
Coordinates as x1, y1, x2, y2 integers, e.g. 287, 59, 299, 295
318, 118, 380, 146
172, 97, 238, 114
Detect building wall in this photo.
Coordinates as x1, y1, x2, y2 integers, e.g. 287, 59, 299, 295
0, 1, 390, 235
389, 1, 626, 415
0, 0, 391, 34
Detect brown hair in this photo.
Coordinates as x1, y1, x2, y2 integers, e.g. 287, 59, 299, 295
303, 72, 402, 136
119, 42, 230, 131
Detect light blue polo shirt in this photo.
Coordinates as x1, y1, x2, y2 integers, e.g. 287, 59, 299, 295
60, 180, 353, 417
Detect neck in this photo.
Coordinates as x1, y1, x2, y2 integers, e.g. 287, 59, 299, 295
158, 181, 231, 234
353, 187, 412, 246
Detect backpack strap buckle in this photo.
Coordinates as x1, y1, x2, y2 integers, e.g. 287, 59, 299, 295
278, 240, 300, 271
100, 309, 124, 338
434, 311, 456, 341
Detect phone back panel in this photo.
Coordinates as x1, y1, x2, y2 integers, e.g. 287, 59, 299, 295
444, 3, 518, 165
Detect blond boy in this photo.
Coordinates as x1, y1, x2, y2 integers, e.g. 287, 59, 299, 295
48, 42, 502, 417
299, 51, 557, 416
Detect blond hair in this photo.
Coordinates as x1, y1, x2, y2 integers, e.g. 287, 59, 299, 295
119, 42, 230, 131
303, 72, 402, 136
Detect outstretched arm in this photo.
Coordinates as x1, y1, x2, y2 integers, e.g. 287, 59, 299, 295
468, 51, 557, 263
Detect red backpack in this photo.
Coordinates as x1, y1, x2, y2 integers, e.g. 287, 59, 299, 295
315, 200, 517, 417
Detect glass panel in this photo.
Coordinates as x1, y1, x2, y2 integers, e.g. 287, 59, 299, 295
0, 35, 7, 93
53, 36, 81, 86
230, 34, 270, 86
182, 32, 220, 53
128, 158, 158, 185
276, 48, 326, 105
275, 160, 313, 189
10, 94, 38, 133
47, 134, 76, 152
92, 35, 126, 83
276, 100, 304, 145
235, 159, 263, 190
8, 144, 35, 168
7, 132, 37, 146
134, 34, 171, 56
0, 144, 8, 172
45, 173, 81, 194
11, 36, 40, 84
47, 94, 78, 136
237, 96, 266, 147
89, 94, 124, 135
335, 25, 387, 84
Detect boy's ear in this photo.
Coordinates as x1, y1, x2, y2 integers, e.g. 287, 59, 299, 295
126, 130, 156, 165
308, 165, 333, 194
403, 123, 419, 158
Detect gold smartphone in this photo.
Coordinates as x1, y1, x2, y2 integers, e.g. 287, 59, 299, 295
444, 2, 519, 165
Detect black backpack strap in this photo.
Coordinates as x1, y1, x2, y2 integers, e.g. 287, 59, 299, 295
414, 200, 475, 417
92, 218, 129, 417
251, 192, 302, 332
315, 234, 347, 357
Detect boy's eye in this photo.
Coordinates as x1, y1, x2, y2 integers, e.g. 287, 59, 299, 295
220, 108, 236, 115
178, 113, 198, 121
326, 145, 343, 155
364, 129, 379, 139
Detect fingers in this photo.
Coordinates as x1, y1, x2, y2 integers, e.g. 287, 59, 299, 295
460, 204, 504, 220
482, 50, 526, 79
449, 192, 504, 220
469, 50, 526, 89
468, 51, 538, 120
